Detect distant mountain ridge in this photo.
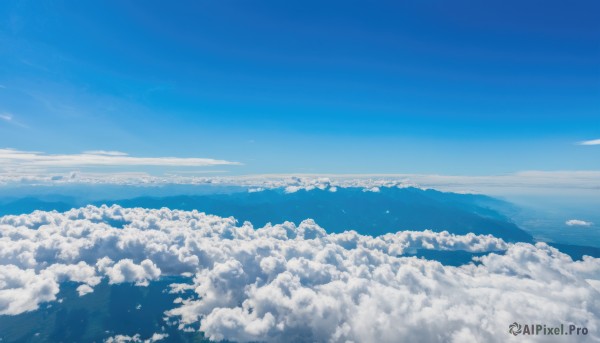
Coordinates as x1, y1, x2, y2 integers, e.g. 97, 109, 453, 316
0, 187, 532, 243
102, 187, 533, 242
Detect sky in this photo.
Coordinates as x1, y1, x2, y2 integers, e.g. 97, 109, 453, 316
0, 0, 599, 175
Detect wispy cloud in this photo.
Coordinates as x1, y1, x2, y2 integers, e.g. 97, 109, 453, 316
0, 112, 27, 128
0, 113, 13, 122
82, 150, 129, 156
0, 148, 241, 169
577, 139, 600, 146
566, 219, 593, 227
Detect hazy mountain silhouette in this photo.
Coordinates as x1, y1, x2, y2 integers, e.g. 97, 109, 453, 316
0, 197, 75, 216
99, 187, 533, 243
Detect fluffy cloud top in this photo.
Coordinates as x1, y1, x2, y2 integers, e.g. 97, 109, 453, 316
104, 333, 169, 343
0, 206, 599, 342
566, 219, 593, 227
97, 258, 161, 286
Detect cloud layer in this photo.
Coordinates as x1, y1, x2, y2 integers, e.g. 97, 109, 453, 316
0, 206, 599, 342
1, 171, 599, 198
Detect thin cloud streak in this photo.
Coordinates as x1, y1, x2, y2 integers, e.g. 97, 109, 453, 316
578, 139, 600, 146
0, 148, 241, 168
0, 113, 28, 128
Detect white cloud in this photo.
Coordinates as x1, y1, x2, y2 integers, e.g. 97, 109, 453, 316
104, 333, 169, 343
0, 113, 27, 127
0, 206, 599, 342
0, 262, 99, 315
578, 139, 600, 146
82, 150, 130, 156
97, 258, 161, 286
76, 284, 94, 296
167, 241, 600, 343
0, 113, 13, 122
0, 265, 59, 315
0, 148, 240, 170
566, 219, 593, 227
0, 171, 599, 197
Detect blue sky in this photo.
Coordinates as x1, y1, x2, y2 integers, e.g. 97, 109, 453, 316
0, 0, 598, 175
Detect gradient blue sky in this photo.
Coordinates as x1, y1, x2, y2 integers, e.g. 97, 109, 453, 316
0, 0, 599, 175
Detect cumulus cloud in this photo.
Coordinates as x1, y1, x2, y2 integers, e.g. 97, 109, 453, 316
0, 262, 99, 315
166, 241, 600, 343
76, 283, 94, 296
0, 206, 599, 342
97, 258, 161, 286
104, 333, 169, 343
578, 139, 600, 146
566, 219, 593, 227
0, 148, 240, 170
0, 265, 58, 315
